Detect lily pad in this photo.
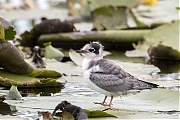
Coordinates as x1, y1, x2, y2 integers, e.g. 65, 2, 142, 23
0, 17, 16, 40
4, 27, 16, 40
6, 85, 22, 100
92, 6, 128, 30
0, 22, 4, 39
126, 20, 180, 60
44, 42, 64, 62
0, 115, 27, 120
67, 0, 142, 16
0, 70, 63, 87
148, 44, 180, 61
84, 109, 116, 118
4, 88, 179, 119
69, 49, 83, 66
92, 6, 146, 30
144, 20, 179, 51
136, 0, 179, 25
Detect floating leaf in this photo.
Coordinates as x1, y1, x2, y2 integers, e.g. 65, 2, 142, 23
6, 85, 22, 100
44, 42, 64, 62
0, 115, 26, 120
84, 109, 116, 118
4, 27, 16, 40
0, 17, 16, 40
92, 5, 147, 30
144, 20, 179, 51
126, 20, 180, 60
67, 0, 142, 16
0, 70, 63, 87
0, 22, 4, 40
0, 17, 13, 30
69, 49, 83, 66
92, 6, 129, 30
148, 44, 180, 61
4, 88, 179, 119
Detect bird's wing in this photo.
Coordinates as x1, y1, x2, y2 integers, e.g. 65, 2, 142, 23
89, 59, 157, 92
89, 59, 137, 92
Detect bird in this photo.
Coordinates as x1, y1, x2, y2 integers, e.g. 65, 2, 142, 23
76, 41, 158, 107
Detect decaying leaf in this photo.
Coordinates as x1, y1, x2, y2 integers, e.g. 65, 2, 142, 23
20, 19, 75, 47
0, 70, 63, 87
126, 20, 180, 60
0, 101, 12, 115
148, 44, 180, 61
38, 111, 57, 120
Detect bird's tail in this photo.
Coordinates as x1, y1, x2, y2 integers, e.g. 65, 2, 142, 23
134, 80, 159, 90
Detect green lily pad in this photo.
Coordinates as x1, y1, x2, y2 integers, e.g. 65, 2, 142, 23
6, 85, 22, 100
84, 109, 116, 118
67, 0, 142, 16
126, 20, 180, 60
4, 88, 179, 119
0, 70, 63, 87
4, 27, 16, 40
0, 22, 4, 40
92, 6, 128, 30
144, 20, 179, 51
146, 20, 180, 60
148, 44, 180, 61
92, 5, 146, 30
0, 17, 16, 40
0, 115, 27, 120
43, 42, 64, 61
89, 0, 142, 11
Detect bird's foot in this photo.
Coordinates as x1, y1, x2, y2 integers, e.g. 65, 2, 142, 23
93, 102, 105, 105
93, 102, 112, 107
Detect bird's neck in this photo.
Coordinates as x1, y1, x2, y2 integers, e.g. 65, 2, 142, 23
82, 57, 102, 70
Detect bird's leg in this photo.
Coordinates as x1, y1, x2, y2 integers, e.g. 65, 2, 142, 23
102, 95, 113, 107
109, 95, 113, 106
102, 96, 107, 104
94, 96, 107, 105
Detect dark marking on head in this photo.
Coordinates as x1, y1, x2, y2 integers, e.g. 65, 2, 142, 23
89, 42, 101, 54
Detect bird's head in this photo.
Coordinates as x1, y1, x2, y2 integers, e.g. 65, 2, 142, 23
77, 42, 104, 59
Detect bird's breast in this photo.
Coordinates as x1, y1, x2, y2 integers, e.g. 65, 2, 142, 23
81, 58, 120, 96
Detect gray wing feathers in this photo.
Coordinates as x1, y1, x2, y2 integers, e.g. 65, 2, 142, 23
89, 59, 157, 92
90, 72, 134, 92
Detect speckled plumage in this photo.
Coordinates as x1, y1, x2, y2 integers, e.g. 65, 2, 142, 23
77, 42, 158, 106
89, 59, 156, 92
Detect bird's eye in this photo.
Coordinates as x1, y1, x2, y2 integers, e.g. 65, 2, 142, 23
88, 48, 95, 52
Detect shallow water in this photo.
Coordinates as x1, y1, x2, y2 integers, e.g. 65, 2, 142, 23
0, 0, 179, 119
0, 51, 179, 119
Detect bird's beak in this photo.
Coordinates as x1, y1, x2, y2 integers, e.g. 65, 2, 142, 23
76, 50, 87, 53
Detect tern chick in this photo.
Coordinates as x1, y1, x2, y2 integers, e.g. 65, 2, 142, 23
77, 42, 158, 106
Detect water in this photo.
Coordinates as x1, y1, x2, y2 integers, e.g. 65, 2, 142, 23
0, 50, 179, 119
0, 0, 179, 119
